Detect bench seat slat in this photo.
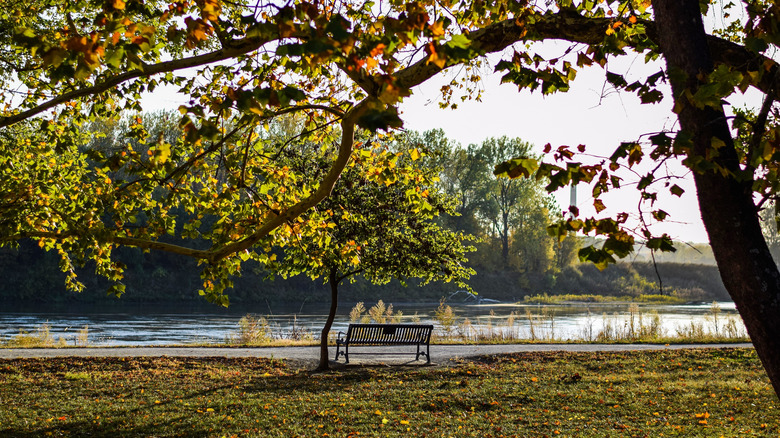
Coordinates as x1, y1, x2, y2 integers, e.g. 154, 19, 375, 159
336, 323, 433, 364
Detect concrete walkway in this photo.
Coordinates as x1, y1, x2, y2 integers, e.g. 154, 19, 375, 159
0, 343, 753, 367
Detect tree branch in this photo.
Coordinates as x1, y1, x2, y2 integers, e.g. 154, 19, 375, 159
205, 99, 370, 262
0, 35, 281, 129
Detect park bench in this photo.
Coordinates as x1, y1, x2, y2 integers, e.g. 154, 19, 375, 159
335, 323, 434, 364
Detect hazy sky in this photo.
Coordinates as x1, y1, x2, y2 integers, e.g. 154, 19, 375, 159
399, 47, 762, 245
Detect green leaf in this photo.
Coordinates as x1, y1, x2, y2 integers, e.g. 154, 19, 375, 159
744, 36, 769, 54
649, 132, 673, 147
446, 34, 471, 49
494, 157, 539, 179
639, 89, 663, 104
107, 283, 126, 298
106, 47, 125, 68
646, 235, 676, 252
637, 174, 654, 190
652, 209, 668, 221
606, 71, 627, 88
357, 107, 403, 131
578, 245, 615, 271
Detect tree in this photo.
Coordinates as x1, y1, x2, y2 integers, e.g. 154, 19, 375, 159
492, 0, 780, 397
439, 142, 492, 237
4, 0, 780, 395
477, 137, 555, 268
268, 135, 474, 370
650, 0, 780, 397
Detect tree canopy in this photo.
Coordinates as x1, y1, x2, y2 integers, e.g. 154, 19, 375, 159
266, 131, 474, 368
3, 0, 780, 395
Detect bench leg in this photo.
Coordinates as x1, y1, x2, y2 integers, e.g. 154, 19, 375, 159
416, 343, 431, 364
336, 343, 349, 363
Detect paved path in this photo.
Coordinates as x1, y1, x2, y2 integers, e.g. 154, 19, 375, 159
0, 343, 753, 367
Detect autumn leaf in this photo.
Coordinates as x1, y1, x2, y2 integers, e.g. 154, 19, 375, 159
429, 20, 446, 37
198, 0, 222, 22
369, 43, 386, 58
184, 17, 213, 49
426, 43, 447, 69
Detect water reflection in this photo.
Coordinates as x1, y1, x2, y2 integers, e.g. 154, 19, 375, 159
0, 301, 745, 346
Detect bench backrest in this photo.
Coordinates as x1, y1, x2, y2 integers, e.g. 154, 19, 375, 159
345, 324, 433, 345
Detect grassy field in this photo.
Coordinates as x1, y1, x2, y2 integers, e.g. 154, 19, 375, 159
0, 348, 777, 437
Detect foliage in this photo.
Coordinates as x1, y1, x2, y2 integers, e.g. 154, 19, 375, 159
347, 300, 404, 324
478, 137, 557, 267
0, 240, 731, 303
226, 315, 272, 346
415, 130, 568, 274
0, 350, 777, 436
268, 133, 475, 292
433, 299, 458, 337
0, 0, 575, 304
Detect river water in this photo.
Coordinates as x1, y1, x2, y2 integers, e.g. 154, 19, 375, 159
0, 301, 746, 346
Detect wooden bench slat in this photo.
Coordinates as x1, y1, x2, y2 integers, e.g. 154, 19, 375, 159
335, 323, 433, 364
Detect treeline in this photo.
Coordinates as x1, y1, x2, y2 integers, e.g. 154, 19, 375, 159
0, 118, 730, 305
0, 228, 729, 306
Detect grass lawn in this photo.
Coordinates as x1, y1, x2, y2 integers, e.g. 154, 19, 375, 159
0, 348, 777, 437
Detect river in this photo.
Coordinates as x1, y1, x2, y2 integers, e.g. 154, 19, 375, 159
0, 300, 746, 346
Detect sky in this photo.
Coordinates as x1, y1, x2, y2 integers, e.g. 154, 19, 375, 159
398, 47, 763, 245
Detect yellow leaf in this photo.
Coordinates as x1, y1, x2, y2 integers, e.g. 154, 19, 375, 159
429, 21, 445, 37
152, 143, 171, 165
112, 0, 126, 10
410, 148, 421, 161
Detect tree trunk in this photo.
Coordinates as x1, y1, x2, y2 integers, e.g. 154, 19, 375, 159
317, 269, 340, 371
502, 211, 510, 265
652, 0, 780, 397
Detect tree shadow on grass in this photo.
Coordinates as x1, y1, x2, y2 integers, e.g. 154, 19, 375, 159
0, 354, 506, 437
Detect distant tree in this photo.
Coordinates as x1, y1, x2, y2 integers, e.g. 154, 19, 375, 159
552, 234, 583, 272
269, 135, 474, 370
476, 137, 556, 268
440, 144, 493, 237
